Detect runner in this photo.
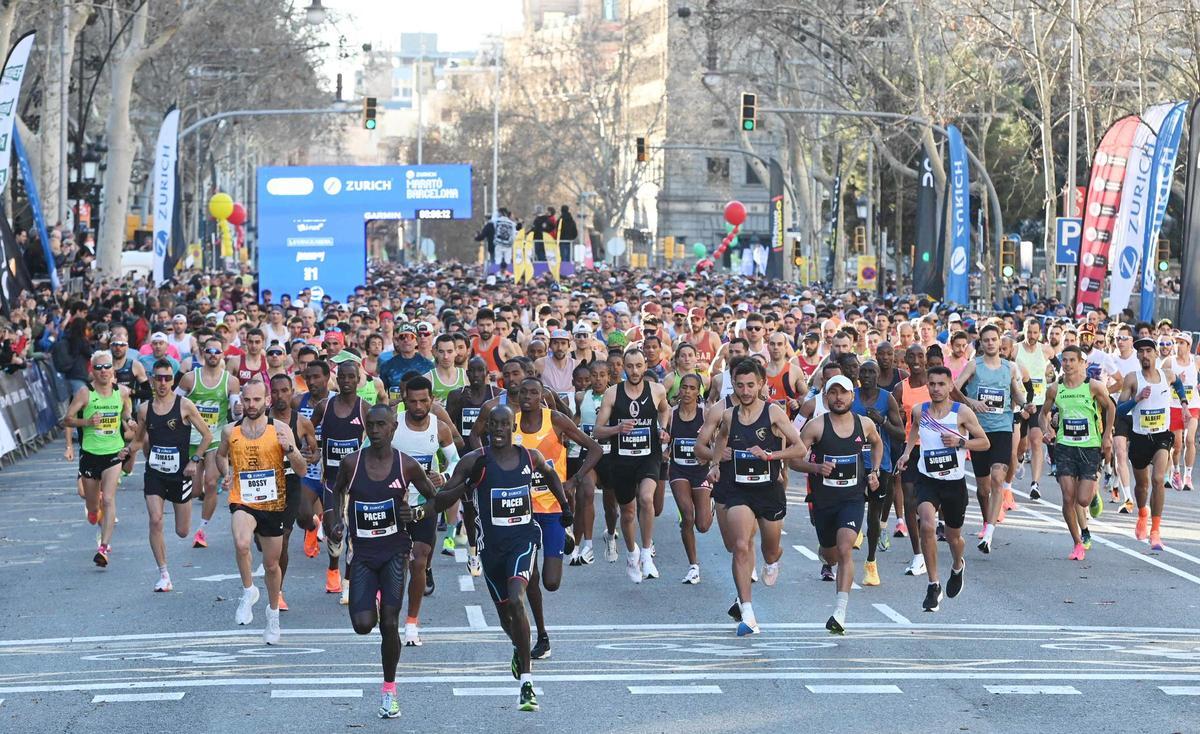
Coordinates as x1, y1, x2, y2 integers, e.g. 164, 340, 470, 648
435, 405, 575, 713
893, 344, 930, 575
793, 375, 884, 633
851, 360, 904, 586
765, 330, 805, 418
595, 348, 673, 583
1164, 332, 1198, 491
217, 379, 307, 644
471, 308, 520, 381
178, 336, 241, 549
296, 359, 332, 563
64, 351, 135, 567
1015, 317, 1056, 500
669, 373, 711, 584
321, 360, 370, 604
228, 327, 271, 385
895, 366, 989, 612
426, 334, 468, 404
1040, 345, 1114, 560
325, 403, 438, 719
534, 329, 577, 395
129, 359, 212, 590
268, 373, 318, 609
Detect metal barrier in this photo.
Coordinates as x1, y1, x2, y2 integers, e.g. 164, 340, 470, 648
0, 355, 70, 465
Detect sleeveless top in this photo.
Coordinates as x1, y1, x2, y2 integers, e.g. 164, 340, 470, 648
540, 356, 577, 394
1165, 356, 1199, 409
916, 402, 966, 480
166, 332, 193, 365
766, 363, 800, 417
899, 378, 931, 437
429, 367, 468, 404
1054, 379, 1101, 447
1015, 341, 1051, 406
298, 391, 326, 484
851, 388, 892, 472
470, 447, 541, 554
144, 396, 190, 482
722, 402, 783, 489
187, 370, 230, 446
346, 448, 412, 564
320, 396, 365, 488
965, 357, 1014, 433
1132, 369, 1170, 435
809, 413, 868, 506
391, 412, 443, 506
452, 385, 496, 437
669, 404, 704, 468
472, 335, 503, 374
610, 380, 660, 460
237, 353, 270, 385
572, 389, 608, 458
515, 408, 567, 513
228, 418, 287, 511
82, 388, 124, 455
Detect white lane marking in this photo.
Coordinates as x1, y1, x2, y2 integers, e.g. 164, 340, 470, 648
985, 685, 1080, 695
0, 559, 44, 567
454, 687, 543, 696
92, 692, 186, 703
628, 685, 723, 695
1160, 545, 1200, 566
872, 603, 911, 625
270, 689, 362, 698
806, 684, 902, 694
191, 568, 263, 583
465, 605, 487, 629
792, 544, 819, 561
454, 548, 468, 563
458, 575, 474, 592
1160, 686, 1200, 695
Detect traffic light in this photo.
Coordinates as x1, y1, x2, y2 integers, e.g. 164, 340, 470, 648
635, 137, 647, 163
1158, 238, 1170, 272
1000, 236, 1016, 278
362, 97, 377, 130
740, 92, 757, 131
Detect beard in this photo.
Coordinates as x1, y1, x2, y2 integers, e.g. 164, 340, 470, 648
829, 404, 851, 415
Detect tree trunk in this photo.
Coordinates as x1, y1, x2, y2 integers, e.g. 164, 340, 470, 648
38, 1, 89, 228
0, 0, 22, 60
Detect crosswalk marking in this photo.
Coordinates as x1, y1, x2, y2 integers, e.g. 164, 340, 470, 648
454, 548, 468, 563
92, 692, 185, 703
872, 603, 911, 625
458, 574, 474, 592
628, 685, 722, 695
1160, 686, 1200, 696
792, 544, 819, 561
806, 685, 902, 694
270, 689, 362, 698
454, 687, 543, 696
985, 685, 1080, 695
465, 605, 487, 629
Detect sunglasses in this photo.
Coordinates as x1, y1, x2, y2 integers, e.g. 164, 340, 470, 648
93, 363, 113, 370
399, 333, 417, 340
267, 349, 285, 356
747, 325, 764, 331
153, 374, 174, 382
204, 347, 223, 355
111, 340, 128, 347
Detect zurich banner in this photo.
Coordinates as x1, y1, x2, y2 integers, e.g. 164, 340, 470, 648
1139, 101, 1188, 322
945, 125, 971, 305
256, 164, 472, 302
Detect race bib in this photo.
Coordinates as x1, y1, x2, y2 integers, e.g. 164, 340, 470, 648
1139, 408, 1166, 433
239, 469, 277, 504
617, 426, 651, 457
490, 485, 532, 526
355, 499, 398, 538
1062, 418, 1090, 443
1031, 378, 1046, 402
408, 454, 435, 506
148, 445, 181, 474
733, 450, 769, 484
460, 407, 481, 435
824, 454, 859, 488
978, 387, 1006, 414
326, 438, 359, 467
1186, 385, 1196, 403
673, 438, 699, 466
582, 424, 609, 454
923, 447, 959, 476
197, 403, 221, 427
97, 410, 120, 436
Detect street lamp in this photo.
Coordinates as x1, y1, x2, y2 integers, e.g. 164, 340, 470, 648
305, 0, 327, 25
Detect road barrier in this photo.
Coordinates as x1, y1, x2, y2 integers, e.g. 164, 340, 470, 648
0, 356, 70, 462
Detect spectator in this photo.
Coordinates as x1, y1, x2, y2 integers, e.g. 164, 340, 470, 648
557, 205, 578, 263
52, 317, 92, 394
0, 321, 25, 373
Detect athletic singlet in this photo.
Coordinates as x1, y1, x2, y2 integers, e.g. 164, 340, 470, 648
391, 412, 442, 506
809, 413, 868, 506
669, 404, 704, 467
514, 408, 566, 513
766, 363, 800, 416
686, 331, 721, 374
1132, 369, 1171, 435
320, 396, 365, 488
899, 378, 931, 434
469, 447, 540, 554
236, 353, 270, 385
1055, 379, 1101, 447
144, 396, 190, 481
228, 418, 287, 511
723, 402, 783, 489
610, 380, 660, 460
452, 385, 496, 437
540, 356, 577, 394
82, 388, 124, 455
472, 335, 504, 374
187, 370, 230, 447
1015, 341, 1051, 406
346, 448, 412, 564
965, 357, 1014, 433
916, 402, 965, 480
356, 379, 379, 406
1165, 356, 1199, 409
716, 370, 734, 401
298, 391, 327, 484
572, 390, 608, 457
429, 367, 468, 404
278, 409, 301, 477
797, 353, 821, 378
851, 388, 892, 472
114, 357, 138, 396
166, 332, 192, 364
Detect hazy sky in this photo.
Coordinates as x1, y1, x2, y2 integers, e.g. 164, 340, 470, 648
321, 0, 523, 55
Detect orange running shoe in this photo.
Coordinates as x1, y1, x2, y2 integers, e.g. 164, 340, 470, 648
304, 528, 320, 558
87, 510, 99, 525
278, 592, 289, 612
192, 528, 208, 548
1135, 509, 1149, 541
326, 568, 341, 594
1149, 532, 1165, 551
996, 504, 1007, 524
1003, 489, 1017, 511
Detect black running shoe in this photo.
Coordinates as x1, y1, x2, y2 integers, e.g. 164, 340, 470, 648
947, 561, 965, 599
923, 582, 943, 612
1029, 484, 1042, 501
820, 563, 834, 581
518, 681, 539, 712
936, 522, 946, 542
563, 529, 576, 556
531, 636, 551, 660
424, 567, 435, 597
825, 615, 845, 635
727, 597, 742, 622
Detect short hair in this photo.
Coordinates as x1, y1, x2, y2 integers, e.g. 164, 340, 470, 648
434, 333, 455, 348
732, 358, 765, 381
246, 327, 264, 340
623, 348, 646, 361
152, 358, 174, 372
91, 350, 113, 364
728, 337, 750, 352
405, 375, 432, 395
927, 365, 953, 380
269, 372, 293, 387
305, 359, 331, 376
978, 324, 1000, 339
1060, 345, 1084, 360
951, 329, 971, 342
476, 307, 496, 322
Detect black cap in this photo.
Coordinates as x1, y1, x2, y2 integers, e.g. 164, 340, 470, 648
1133, 337, 1158, 351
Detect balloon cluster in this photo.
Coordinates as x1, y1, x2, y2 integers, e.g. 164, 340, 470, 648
691, 200, 746, 273
209, 192, 248, 261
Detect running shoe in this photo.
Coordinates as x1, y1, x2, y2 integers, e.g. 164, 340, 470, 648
93, 544, 109, 568
1135, 510, 1149, 541
518, 681, 539, 712
1089, 492, 1103, 518
568, 549, 582, 566
751, 567, 759, 583
893, 520, 908, 538
340, 580, 350, 606
946, 561, 965, 598
825, 616, 845, 635
1149, 532, 1165, 551
819, 563, 834, 581
877, 534, 891, 553
976, 524, 987, 540
641, 554, 659, 580
1120, 499, 1134, 514
626, 555, 642, 583
87, 509, 100, 525
1172, 470, 1183, 491
303, 527, 319, 558
762, 561, 780, 587
977, 537, 991, 555
326, 568, 341, 594
648, 542, 656, 558
863, 561, 880, 587
192, 528, 208, 549
727, 597, 742, 622
278, 593, 288, 612
404, 622, 422, 647
564, 529, 576, 556
1081, 528, 1093, 550
511, 647, 520, 679
936, 522, 946, 542
1110, 485, 1121, 503
853, 529, 863, 550
736, 620, 761, 636
1003, 489, 1017, 510
379, 690, 401, 719
154, 574, 172, 592
682, 565, 701, 585
904, 554, 926, 576
604, 533, 618, 563
996, 503, 1007, 524
263, 608, 281, 645
922, 582, 943, 612
1028, 483, 1041, 501
441, 535, 456, 556
1186, 478, 1195, 492
579, 545, 595, 565
236, 585, 259, 625
1016, 457, 1026, 479
531, 637, 551, 660
467, 553, 483, 577
424, 567, 435, 596
1068, 543, 1085, 561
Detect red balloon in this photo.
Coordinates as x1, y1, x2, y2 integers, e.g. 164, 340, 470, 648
228, 202, 247, 227
724, 200, 747, 227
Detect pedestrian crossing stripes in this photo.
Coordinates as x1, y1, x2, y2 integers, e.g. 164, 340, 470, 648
453, 687, 544, 696
270, 689, 362, 698
92, 692, 186, 703
628, 685, 722, 695
806, 685, 902, 694
985, 685, 1080, 695
1160, 686, 1200, 696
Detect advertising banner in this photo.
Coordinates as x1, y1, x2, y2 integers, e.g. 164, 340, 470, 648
913, 152, 942, 296
1075, 115, 1140, 316
1139, 102, 1188, 322
945, 125, 971, 305
151, 107, 180, 285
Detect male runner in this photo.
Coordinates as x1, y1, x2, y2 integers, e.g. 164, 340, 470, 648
1015, 317, 1056, 500
427, 334, 467, 404
130, 360, 212, 590
471, 308, 520, 380
1164, 333, 1198, 491
321, 360, 370, 603
765, 331, 805, 418
535, 329, 577, 395
229, 327, 271, 384
851, 360, 904, 586
297, 360, 332, 563
269, 373, 318, 608
895, 366, 989, 612
179, 336, 241, 549
218, 380, 306, 644
893, 344, 930, 575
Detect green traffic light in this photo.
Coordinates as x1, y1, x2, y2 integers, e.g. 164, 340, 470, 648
921, 252, 930, 262
1159, 260, 1169, 272
1002, 265, 1014, 278
743, 120, 755, 131
365, 119, 376, 130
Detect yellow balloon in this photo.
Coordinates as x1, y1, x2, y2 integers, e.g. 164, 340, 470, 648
208, 192, 234, 220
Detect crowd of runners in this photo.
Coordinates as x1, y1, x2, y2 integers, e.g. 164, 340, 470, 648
53, 261, 1199, 717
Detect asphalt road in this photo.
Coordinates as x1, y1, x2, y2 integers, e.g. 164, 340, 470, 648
3, 438, 1200, 733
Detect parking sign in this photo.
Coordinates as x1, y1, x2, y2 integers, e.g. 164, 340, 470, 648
1055, 217, 1081, 266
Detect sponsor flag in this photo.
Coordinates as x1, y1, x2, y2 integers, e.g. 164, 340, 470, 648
1075, 115, 1140, 316
1139, 101, 1188, 322
151, 107, 180, 285
827, 146, 842, 283
913, 152, 942, 296
857, 255, 877, 289
1179, 100, 1200, 331
1108, 103, 1173, 313
0, 31, 35, 198
945, 125, 971, 305
544, 231, 561, 281
12, 128, 59, 290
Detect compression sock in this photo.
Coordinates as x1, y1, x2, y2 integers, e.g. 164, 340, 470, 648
833, 592, 849, 626
1151, 516, 1162, 534
406, 616, 418, 625
381, 681, 396, 694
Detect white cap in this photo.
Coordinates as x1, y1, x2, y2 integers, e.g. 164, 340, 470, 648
150, 331, 168, 342
824, 375, 854, 394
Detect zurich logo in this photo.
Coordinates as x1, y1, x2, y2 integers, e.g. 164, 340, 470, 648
1117, 247, 1139, 280
323, 177, 342, 195
950, 247, 967, 275
155, 230, 169, 256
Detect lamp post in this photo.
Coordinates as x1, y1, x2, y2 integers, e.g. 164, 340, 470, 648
304, 0, 327, 26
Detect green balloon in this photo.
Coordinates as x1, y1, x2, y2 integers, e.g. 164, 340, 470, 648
692, 242, 707, 258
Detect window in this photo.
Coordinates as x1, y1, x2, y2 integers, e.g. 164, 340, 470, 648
603, 0, 619, 21
706, 157, 730, 183
745, 162, 763, 186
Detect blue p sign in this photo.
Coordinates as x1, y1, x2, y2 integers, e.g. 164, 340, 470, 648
1056, 217, 1081, 266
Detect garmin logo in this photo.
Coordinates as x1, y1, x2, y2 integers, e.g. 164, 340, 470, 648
346, 179, 392, 192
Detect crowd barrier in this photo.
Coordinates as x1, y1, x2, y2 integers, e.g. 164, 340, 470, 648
0, 356, 70, 462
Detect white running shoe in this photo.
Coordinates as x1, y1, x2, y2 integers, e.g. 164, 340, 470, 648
681, 565, 701, 585
626, 555, 643, 583
580, 545, 595, 565
904, 555, 926, 576
649, 543, 657, 558
751, 567, 759, 583
762, 561, 781, 587
236, 585, 259, 625
466, 552, 483, 577
605, 533, 618, 563
339, 579, 350, 606
404, 622, 422, 646
263, 608, 281, 645
154, 574, 173, 593
641, 553, 659, 580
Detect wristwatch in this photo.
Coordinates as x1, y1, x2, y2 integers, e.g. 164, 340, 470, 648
190, 455, 203, 464
957, 437, 966, 449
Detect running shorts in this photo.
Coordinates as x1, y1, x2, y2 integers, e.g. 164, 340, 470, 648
724, 481, 787, 522
481, 541, 537, 605
1129, 431, 1174, 470
348, 551, 409, 616
144, 474, 194, 504
230, 503, 286, 537
534, 512, 566, 559
810, 500, 865, 548
915, 475, 969, 529
972, 431, 1013, 477
1054, 445, 1101, 481
79, 450, 123, 480
608, 456, 660, 504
